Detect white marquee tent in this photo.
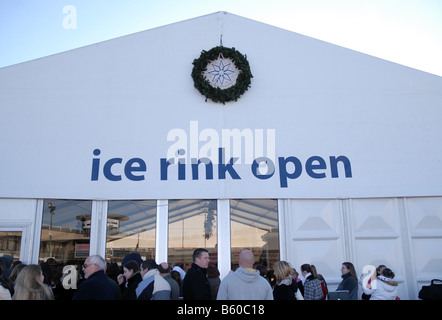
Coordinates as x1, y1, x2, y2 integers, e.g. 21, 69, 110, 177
1, 12, 442, 299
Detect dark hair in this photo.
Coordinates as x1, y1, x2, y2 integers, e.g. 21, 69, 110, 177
141, 259, 157, 270
376, 264, 387, 275
124, 260, 140, 273
256, 264, 267, 277
171, 270, 182, 286
0, 259, 4, 276
192, 248, 208, 262
342, 262, 358, 284
382, 268, 395, 279
207, 264, 220, 278
301, 264, 318, 278
0, 276, 14, 296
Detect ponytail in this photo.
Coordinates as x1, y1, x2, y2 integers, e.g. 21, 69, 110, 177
301, 263, 318, 279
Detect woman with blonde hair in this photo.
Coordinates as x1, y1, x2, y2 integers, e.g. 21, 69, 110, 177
12, 264, 54, 300
273, 261, 303, 300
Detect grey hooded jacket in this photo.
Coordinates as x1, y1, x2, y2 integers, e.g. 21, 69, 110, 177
216, 267, 273, 300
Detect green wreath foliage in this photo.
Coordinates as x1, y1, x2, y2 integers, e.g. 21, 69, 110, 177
191, 46, 253, 104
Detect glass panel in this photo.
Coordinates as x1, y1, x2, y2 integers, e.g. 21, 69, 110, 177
230, 199, 279, 270
0, 231, 22, 263
39, 200, 92, 267
168, 200, 217, 268
106, 200, 156, 263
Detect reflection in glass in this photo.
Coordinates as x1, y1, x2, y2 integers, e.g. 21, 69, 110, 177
106, 200, 156, 263
168, 200, 217, 268
0, 231, 22, 260
39, 200, 92, 265
230, 199, 279, 270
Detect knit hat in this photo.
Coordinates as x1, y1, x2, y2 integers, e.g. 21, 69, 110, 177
122, 253, 143, 266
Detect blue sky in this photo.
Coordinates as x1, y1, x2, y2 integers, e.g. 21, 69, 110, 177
1, 0, 441, 76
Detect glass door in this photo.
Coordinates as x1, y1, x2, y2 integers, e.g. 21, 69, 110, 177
0, 231, 22, 277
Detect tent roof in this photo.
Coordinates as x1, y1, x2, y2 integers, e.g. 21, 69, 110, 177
1, 12, 442, 200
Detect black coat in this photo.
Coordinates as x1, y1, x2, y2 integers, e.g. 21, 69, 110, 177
337, 272, 358, 300
273, 278, 299, 300
182, 263, 211, 300
121, 272, 142, 300
72, 270, 116, 300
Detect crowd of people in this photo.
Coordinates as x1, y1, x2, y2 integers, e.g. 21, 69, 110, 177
0, 250, 401, 300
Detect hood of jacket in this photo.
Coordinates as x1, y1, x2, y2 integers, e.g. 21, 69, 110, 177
142, 268, 160, 280
234, 267, 261, 283
378, 276, 398, 288
277, 275, 294, 286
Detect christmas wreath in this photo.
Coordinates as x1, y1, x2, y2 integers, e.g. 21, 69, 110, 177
191, 46, 253, 104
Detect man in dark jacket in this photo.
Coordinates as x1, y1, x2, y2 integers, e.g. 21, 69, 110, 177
72, 255, 116, 300
182, 248, 211, 300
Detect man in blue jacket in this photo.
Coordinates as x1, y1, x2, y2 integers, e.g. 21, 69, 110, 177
136, 259, 171, 300
72, 255, 116, 300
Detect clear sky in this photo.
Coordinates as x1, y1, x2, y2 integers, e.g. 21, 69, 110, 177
1, 0, 441, 76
